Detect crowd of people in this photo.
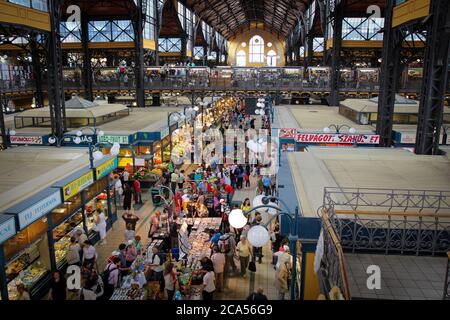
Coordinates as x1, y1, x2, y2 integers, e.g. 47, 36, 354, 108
35, 95, 293, 301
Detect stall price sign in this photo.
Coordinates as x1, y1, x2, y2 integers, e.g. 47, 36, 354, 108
63, 171, 94, 201
96, 157, 118, 179
98, 135, 129, 145
10, 136, 43, 145
296, 133, 381, 144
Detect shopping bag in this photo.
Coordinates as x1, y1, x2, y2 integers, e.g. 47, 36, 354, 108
248, 261, 256, 272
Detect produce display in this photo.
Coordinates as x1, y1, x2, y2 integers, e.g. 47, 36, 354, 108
54, 236, 72, 266
110, 288, 146, 300
176, 218, 222, 270
7, 260, 48, 300
5, 243, 41, 282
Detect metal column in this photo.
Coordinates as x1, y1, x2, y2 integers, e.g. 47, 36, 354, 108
0, 94, 7, 149
30, 35, 44, 109
328, 0, 344, 106
376, 0, 401, 147
81, 13, 93, 101
47, 0, 66, 138
415, 0, 450, 155
133, 0, 145, 108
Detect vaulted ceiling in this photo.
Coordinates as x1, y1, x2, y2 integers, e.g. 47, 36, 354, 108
182, 0, 309, 39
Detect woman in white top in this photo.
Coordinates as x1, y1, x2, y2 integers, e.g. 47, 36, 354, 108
202, 267, 215, 301
95, 208, 107, 244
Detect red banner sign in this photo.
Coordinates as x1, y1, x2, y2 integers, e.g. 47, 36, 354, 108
295, 133, 380, 145
10, 136, 43, 145
279, 128, 297, 139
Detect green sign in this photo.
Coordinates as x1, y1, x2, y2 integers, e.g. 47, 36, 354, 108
98, 135, 129, 145
96, 157, 118, 179
161, 128, 169, 139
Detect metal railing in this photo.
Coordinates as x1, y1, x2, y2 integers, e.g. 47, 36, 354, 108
318, 208, 352, 300
322, 188, 450, 256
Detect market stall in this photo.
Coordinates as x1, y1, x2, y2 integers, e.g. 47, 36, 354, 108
356, 68, 379, 89
1, 188, 63, 300
281, 67, 304, 88
210, 66, 233, 87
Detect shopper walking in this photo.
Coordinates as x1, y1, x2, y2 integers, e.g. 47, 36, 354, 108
82, 240, 97, 269
275, 260, 291, 300
66, 236, 81, 267
211, 246, 225, 292
124, 223, 136, 243
148, 211, 161, 238
123, 183, 133, 214
122, 211, 140, 230
202, 264, 216, 301
48, 271, 67, 300
134, 177, 143, 205
236, 235, 252, 278
95, 208, 107, 245
164, 262, 178, 300
246, 287, 268, 301
125, 240, 137, 268
113, 174, 123, 203
262, 176, 271, 196
102, 257, 120, 300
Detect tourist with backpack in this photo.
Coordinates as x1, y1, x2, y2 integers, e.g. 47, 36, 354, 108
102, 256, 120, 300
218, 230, 237, 275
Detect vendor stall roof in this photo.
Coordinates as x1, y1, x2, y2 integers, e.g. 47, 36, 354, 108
0, 147, 89, 213
15, 104, 128, 119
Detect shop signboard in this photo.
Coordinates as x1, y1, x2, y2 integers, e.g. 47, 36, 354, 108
63, 171, 94, 201
17, 191, 62, 229
160, 127, 169, 139
169, 123, 178, 133
279, 129, 297, 139
10, 136, 43, 145
134, 158, 146, 166
96, 157, 118, 180
296, 133, 381, 145
399, 132, 416, 144
98, 135, 130, 145
63, 134, 95, 146
0, 216, 16, 244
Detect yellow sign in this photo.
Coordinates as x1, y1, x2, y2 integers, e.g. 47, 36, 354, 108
96, 157, 118, 180
392, 0, 430, 28
63, 171, 94, 201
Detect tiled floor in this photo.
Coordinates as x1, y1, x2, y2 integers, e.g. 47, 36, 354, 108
345, 253, 448, 300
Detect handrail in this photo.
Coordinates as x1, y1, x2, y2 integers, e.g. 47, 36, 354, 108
334, 210, 450, 218
320, 208, 352, 300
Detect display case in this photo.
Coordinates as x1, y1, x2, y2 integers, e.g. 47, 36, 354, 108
188, 67, 210, 86
307, 67, 330, 87
52, 212, 84, 268
3, 219, 51, 300
258, 67, 282, 87
356, 68, 379, 89
210, 66, 233, 87
340, 68, 355, 88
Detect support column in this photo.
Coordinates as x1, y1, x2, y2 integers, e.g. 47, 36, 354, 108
415, 0, 450, 155
328, 0, 344, 106
30, 35, 44, 109
47, 0, 66, 138
0, 94, 7, 149
376, 0, 400, 148
306, 34, 314, 69
133, 0, 145, 108
155, 0, 161, 66
81, 13, 93, 101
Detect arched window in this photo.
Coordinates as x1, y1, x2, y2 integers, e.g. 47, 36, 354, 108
249, 35, 264, 63
267, 50, 277, 67
236, 50, 246, 66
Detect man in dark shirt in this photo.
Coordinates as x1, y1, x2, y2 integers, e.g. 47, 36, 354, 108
246, 287, 268, 301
